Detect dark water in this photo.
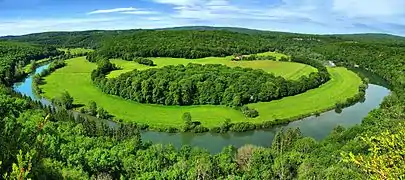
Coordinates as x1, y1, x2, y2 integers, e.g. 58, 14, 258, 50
14, 64, 391, 153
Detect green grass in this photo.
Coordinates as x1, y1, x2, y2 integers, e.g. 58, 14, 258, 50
248, 67, 362, 120
108, 54, 315, 80
23, 58, 51, 73
58, 48, 94, 55
40, 56, 362, 128
256, 51, 289, 59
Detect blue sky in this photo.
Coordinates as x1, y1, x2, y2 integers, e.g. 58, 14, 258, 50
1, 0, 405, 36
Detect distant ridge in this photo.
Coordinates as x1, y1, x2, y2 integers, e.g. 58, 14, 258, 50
1, 26, 404, 48
2, 26, 403, 38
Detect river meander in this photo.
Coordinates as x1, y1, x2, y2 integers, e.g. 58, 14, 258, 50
13, 64, 390, 153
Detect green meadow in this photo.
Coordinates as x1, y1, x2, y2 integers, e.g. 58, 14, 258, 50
58, 48, 94, 55
40, 56, 362, 128
108, 52, 315, 80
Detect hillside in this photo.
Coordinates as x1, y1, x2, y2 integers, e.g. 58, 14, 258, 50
3, 26, 404, 50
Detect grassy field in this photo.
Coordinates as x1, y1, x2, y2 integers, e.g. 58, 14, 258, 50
58, 48, 94, 55
40, 56, 362, 128
256, 51, 289, 58
108, 53, 315, 80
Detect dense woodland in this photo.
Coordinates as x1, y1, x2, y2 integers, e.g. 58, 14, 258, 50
0, 28, 404, 179
0, 41, 61, 85
94, 30, 280, 59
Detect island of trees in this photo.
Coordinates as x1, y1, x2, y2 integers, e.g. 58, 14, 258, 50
91, 59, 329, 107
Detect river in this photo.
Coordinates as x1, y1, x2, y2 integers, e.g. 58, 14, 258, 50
13, 64, 391, 153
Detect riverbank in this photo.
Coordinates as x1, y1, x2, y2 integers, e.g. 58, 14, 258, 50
13, 59, 390, 153
36, 56, 361, 131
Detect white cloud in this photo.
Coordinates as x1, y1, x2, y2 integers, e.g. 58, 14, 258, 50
0, 17, 124, 36
152, 0, 200, 6
149, 0, 405, 35
121, 11, 159, 15
88, 7, 137, 14
87, 7, 159, 16
2, 0, 405, 36
332, 0, 405, 18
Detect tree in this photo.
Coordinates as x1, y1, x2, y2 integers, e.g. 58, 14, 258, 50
182, 112, 192, 127
220, 119, 232, 133
88, 101, 97, 116
343, 125, 405, 179
97, 107, 109, 119
236, 144, 257, 170
29, 60, 36, 72
4, 150, 33, 180
60, 91, 74, 109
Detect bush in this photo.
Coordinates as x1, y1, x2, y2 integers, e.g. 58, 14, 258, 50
261, 121, 276, 129
240, 106, 259, 118
220, 119, 233, 133
210, 127, 221, 133
134, 58, 156, 66
230, 122, 256, 132
191, 125, 209, 133
166, 127, 179, 133
279, 56, 289, 61
137, 123, 149, 130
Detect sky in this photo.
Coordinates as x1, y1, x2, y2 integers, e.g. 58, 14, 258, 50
1, 0, 405, 36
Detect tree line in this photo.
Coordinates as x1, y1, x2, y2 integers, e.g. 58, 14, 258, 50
94, 30, 278, 59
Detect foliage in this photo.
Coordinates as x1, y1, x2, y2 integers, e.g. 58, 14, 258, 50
132, 57, 156, 66
88, 101, 98, 116
52, 91, 74, 109
95, 30, 278, 59
233, 54, 278, 61
92, 61, 329, 107
240, 106, 259, 118
4, 150, 34, 180
0, 41, 61, 85
343, 125, 405, 179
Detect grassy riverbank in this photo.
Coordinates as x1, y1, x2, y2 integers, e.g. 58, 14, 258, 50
40, 56, 361, 128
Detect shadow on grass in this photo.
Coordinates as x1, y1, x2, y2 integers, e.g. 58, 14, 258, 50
72, 103, 85, 109
192, 121, 201, 126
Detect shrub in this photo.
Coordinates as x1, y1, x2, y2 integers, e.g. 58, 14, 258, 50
240, 106, 259, 118
134, 57, 156, 66
279, 56, 289, 61
230, 122, 256, 132
220, 119, 233, 133
166, 127, 179, 133
210, 127, 221, 133
191, 125, 209, 133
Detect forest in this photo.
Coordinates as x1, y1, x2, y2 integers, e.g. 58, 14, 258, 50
0, 28, 404, 179
0, 41, 61, 85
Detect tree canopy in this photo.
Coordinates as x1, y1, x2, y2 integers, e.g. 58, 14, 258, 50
92, 62, 328, 107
